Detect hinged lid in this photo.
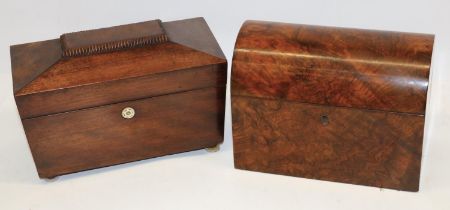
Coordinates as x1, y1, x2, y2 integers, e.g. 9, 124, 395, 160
231, 20, 434, 115
11, 17, 227, 119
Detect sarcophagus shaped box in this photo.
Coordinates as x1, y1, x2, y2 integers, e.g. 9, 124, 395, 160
11, 17, 227, 178
231, 20, 434, 191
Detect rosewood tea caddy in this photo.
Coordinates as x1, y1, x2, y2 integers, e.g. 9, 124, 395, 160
11, 17, 227, 178
231, 20, 434, 191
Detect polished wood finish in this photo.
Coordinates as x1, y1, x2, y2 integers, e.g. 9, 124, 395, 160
231, 20, 434, 191
232, 20, 433, 114
11, 17, 227, 178
25, 87, 225, 178
232, 96, 423, 191
16, 63, 226, 119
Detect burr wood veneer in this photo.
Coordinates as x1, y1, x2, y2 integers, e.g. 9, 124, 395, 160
231, 20, 434, 191
11, 17, 227, 178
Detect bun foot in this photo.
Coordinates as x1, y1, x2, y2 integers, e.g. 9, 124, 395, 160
205, 144, 220, 152
43, 176, 59, 182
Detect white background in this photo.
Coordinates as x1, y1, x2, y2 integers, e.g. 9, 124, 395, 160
1, 0, 449, 209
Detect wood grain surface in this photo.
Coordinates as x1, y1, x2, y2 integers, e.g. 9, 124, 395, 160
231, 20, 433, 191
10, 39, 62, 93
12, 17, 227, 119
232, 20, 434, 114
11, 17, 227, 178
24, 87, 225, 178
232, 96, 424, 191
15, 63, 226, 119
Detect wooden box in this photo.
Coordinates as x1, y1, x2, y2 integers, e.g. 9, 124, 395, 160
231, 20, 434, 191
11, 17, 227, 179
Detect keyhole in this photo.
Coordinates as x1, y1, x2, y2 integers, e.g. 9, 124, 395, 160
320, 114, 329, 125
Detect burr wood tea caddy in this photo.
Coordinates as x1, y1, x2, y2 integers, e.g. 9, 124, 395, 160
10, 17, 227, 178
231, 20, 434, 191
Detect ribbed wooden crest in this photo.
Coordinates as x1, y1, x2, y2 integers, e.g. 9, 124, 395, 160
60, 19, 168, 57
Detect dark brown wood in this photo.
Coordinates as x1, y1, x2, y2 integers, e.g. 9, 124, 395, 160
10, 39, 61, 93
24, 87, 225, 178
15, 42, 224, 96
15, 63, 226, 119
11, 17, 227, 178
231, 20, 434, 191
61, 19, 168, 57
162, 17, 226, 59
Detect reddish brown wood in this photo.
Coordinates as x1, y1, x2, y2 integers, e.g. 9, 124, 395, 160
24, 87, 225, 178
15, 42, 224, 97
231, 20, 433, 191
232, 96, 423, 191
11, 17, 227, 178
232, 20, 433, 114
15, 64, 226, 119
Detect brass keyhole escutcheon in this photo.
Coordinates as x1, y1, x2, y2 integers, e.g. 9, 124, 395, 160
320, 114, 329, 125
122, 107, 135, 119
